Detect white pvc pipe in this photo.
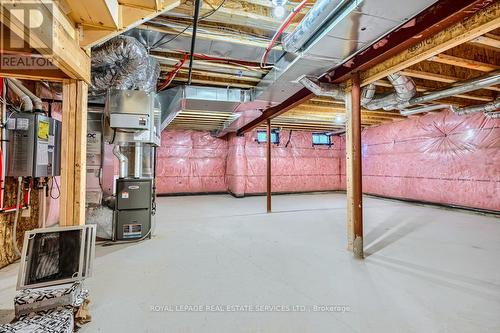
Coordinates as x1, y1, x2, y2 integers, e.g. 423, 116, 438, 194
9, 78, 43, 111
6, 79, 32, 112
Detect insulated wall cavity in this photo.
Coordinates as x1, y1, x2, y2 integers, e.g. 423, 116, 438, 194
156, 131, 228, 194
358, 110, 499, 211
227, 131, 343, 196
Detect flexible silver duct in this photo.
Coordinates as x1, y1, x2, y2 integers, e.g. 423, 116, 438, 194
364, 73, 417, 110
113, 145, 128, 178
361, 84, 376, 107
6, 79, 32, 112
298, 76, 345, 99
452, 97, 500, 116
90, 36, 160, 96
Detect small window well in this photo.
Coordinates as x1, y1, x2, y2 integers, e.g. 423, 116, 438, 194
256, 130, 279, 144
312, 133, 332, 146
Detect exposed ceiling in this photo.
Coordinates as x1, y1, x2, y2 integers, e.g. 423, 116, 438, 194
138, 0, 499, 132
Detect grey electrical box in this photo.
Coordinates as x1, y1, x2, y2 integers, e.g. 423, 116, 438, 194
7, 113, 62, 178
113, 178, 152, 240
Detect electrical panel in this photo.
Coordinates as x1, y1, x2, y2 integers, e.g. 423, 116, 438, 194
7, 113, 62, 178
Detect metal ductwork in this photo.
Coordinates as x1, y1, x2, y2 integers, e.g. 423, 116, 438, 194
398, 70, 500, 110
363, 72, 417, 110
157, 85, 254, 130
400, 104, 451, 116
253, 0, 438, 106
298, 76, 345, 99
452, 97, 500, 116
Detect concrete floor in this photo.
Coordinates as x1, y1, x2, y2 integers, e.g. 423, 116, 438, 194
1, 193, 499, 332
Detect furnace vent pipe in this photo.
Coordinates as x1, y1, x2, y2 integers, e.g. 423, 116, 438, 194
113, 145, 128, 178
8, 78, 43, 111
452, 97, 500, 116
6, 79, 33, 112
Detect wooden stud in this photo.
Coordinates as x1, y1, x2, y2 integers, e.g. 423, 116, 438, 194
60, 80, 87, 226
428, 54, 499, 72
345, 73, 363, 258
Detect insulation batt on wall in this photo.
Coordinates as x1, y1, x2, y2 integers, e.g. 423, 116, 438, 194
157, 110, 499, 212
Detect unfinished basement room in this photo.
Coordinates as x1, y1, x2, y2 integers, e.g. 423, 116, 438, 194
0, 0, 499, 332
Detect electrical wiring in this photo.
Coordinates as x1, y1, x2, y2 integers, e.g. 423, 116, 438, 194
158, 52, 189, 91
260, 0, 308, 68
151, 0, 227, 49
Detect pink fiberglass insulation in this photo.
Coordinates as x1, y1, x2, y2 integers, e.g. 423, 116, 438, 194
227, 130, 343, 196
157, 110, 498, 211
356, 110, 499, 211
156, 130, 228, 194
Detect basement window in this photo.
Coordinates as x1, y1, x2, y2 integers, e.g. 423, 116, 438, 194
312, 133, 332, 146
256, 130, 279, 144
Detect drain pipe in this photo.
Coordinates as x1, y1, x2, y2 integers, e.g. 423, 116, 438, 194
113, 145, 128, 178
8, 78, 43, 111
6, 79, 32, 112
451, 97, 500, 116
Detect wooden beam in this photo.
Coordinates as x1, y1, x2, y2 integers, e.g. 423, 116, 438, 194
361, 2, 500, 86
345, 73, 363, 258
65, 0, 120, 29
470, 33, 500, 49
79, 0, 180, 47
1, 0, 91, 82
60, 80, 87, 226
428, 53, 499, 72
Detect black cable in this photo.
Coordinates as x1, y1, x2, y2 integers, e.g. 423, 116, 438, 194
151, 0, 227, 49
188, 0, 202, 85
285, 130, 293, 148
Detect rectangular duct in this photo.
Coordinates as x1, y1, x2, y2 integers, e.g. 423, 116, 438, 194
158, 85, 254, 130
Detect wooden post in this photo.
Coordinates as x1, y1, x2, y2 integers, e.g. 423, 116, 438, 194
60, 80, 88, 226
345, 72, 363, 259
266, 118, 272, 213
